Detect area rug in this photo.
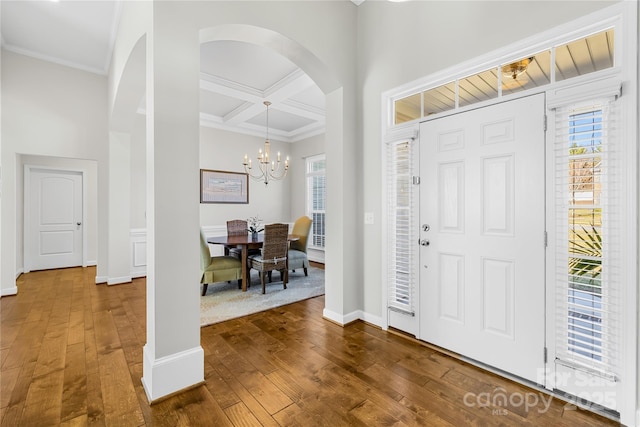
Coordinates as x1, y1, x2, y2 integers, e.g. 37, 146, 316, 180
200, 266, 324, 327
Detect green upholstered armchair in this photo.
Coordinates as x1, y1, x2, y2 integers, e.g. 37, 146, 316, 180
288, 216, 313, 276
200, 229, 242, 296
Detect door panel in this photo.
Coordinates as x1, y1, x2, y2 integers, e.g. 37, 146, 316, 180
419, 94, 546, 384
27, 169, 83, 271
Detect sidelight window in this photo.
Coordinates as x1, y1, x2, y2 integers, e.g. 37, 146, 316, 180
554, 99, 620, 379
386, 140, 418, 314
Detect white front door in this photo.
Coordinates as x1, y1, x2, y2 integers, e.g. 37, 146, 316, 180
419, 94, 546, 383
26, 168, 83, 271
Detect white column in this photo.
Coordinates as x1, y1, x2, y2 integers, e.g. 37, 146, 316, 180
107, 132, 132, 285
141, 6, 203, 402
323, 88, 359, 324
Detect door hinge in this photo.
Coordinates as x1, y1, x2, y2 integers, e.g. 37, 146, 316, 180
412, 176, 421, 185
544, 347, 548, 363
543, 115, 547, 132
544, 231, 548, 248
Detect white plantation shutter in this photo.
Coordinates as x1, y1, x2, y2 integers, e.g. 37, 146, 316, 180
553, 97, 621, 380
387, 140, 418, 315
306, 155, 326, 248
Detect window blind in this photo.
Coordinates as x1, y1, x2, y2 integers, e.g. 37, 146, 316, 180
306, 155, 326, 248
553, 98, 620, 380
386, 140, 417, 315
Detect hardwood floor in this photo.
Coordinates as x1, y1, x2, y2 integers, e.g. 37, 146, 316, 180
2, 267, 619, 426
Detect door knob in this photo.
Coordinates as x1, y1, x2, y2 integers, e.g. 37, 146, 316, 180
77, 222, 82, 226
420, 239, 430, 246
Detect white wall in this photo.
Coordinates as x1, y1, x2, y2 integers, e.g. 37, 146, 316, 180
199, 127, 292, 226
356, 0, 622, 320
1, 50, 108, 293
130, 114, 146, 229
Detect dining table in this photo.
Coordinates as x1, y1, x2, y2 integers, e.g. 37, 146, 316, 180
207, 233, 299, 292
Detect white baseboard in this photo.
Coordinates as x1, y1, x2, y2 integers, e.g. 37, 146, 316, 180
322, 307, 345, 325
95, 275, 108, 284
322, 308, 360, 326
15, 268, 24, 279
108, 276, 132, 285
322, 308, 383, 328
131, 271, 146, 279
142, 345, 204, 403
1, 287, 18, 297
361, 311, 384, 328
308, 248, 325, 264
86, 260, 97, 266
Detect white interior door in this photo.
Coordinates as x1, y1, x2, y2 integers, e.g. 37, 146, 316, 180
419, 94, 546, 383
26, 168, 83, 271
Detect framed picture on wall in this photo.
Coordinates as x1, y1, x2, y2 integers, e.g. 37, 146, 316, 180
200, 169, 249, 204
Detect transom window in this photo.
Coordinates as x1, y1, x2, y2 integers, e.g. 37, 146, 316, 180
394, 28, 614, 124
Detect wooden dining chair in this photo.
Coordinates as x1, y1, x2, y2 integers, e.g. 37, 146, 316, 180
226, 219, 247, 258
247, 223, 289, 294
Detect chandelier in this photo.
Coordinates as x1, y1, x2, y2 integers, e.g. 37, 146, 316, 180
243, 101, 289, 185
502, 57, 534, 81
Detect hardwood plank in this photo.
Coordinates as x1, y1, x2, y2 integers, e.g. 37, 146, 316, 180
20, 369, 65, 426
98, 348, 144, 426
223, 402, 263, 427
203, 356, 241, 409
60, 414, 89, 427
363, 359, 503, 426
212, 363, 281, 427
213, 333, 293, 415
33, 321, 68, 378
1, 359, 37, 427
67, 309, 85, 346
272, 402, 328, 427
83, 287, 106, 427
348, 398, 410, 427
60, 342, 88, 423
1, 320, 47, 370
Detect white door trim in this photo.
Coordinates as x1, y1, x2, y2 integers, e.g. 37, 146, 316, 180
24, 165, 88, 273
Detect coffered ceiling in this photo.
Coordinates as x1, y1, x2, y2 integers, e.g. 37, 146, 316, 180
1, 0, 326, 143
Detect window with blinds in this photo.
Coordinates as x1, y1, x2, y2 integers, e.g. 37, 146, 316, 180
553, 99, 620, 380
386, 140, 417, 315
306, 155, 326, 248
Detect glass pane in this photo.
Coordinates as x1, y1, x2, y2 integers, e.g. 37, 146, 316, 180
312, 176, 325, 210
312, 212, 325, 247
458, 68, 498, 108
423, 82, 455, 117
502, 51, 551, 96
309, 158, 325, 173
566, 108, 605, 363
556, 29, 614, 82
394, 93, 421, 124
